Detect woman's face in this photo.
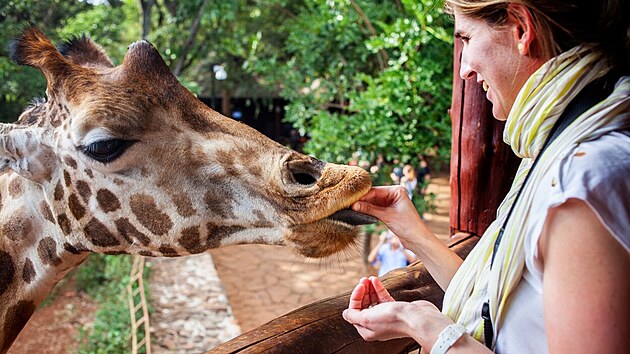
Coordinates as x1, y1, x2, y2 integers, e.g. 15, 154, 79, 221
454, 9, 541, 120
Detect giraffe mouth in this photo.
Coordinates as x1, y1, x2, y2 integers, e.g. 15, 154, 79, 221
326, 209, 377, 226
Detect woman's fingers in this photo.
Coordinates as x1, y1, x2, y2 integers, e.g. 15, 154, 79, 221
348, 281, 367, 310
370, 276, 396, 302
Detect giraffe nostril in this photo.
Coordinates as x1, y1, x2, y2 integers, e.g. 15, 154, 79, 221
292, 172, 317, 185
285, 156, 324, 187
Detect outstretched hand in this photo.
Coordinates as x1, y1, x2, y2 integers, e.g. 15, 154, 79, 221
342, 276, 407, 341
352, 186, 427, 244
343, 276, 456, 348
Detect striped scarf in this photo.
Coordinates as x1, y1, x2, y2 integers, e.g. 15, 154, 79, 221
442, 45, 630, 347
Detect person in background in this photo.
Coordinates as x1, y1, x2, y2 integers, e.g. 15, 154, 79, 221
367, 230, 417, 277
416, 156, 431, 195
343, 0, 629, 353
400, 164, 418, 200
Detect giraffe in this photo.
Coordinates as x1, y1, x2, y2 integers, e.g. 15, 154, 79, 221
0, 27, 376, 352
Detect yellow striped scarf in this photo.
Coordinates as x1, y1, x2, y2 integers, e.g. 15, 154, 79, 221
442, 45, 630, 347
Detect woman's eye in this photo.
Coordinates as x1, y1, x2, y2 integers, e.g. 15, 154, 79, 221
81, 139, 136, 163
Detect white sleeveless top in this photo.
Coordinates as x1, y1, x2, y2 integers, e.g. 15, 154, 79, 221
495, 131, 630, 354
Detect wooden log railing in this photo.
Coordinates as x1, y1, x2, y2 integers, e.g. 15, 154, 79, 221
207, 235, 479, 354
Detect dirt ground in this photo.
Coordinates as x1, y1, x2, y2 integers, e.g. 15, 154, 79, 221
9, 174, 452, 353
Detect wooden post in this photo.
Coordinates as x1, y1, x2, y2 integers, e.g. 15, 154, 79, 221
449, 40, 520, 237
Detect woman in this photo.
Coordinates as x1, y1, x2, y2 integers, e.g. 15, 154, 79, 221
342, 1, 629, 353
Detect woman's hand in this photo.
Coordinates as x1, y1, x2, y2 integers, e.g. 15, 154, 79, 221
342, 276, 454, 347
352, 186, 426, 243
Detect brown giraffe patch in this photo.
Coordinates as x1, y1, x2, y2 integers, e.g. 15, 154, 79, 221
115, 218, 151, 246
215, 149, 240, 177
206, 223, 245, 248
172, 193, 197, 218
158, 245, 179, 257
0, 251, 16, 296
84, 218, 121, 247
1, 300, 36, 352
76, 180, 92, 203
39, 201, 55, 224
138, 250, 154, 257
3, 209, 33, 242
130, 194, 173, 236
178, 226, 204, 254
8, 178, 24, 198
63, 155, 78, 169
68, 193, 86, 220
22, 258, 36, 283
84, 168, 94, 179
253, 210, 272, 226
63, 242, 89, 254
103, 250, 127, 255
54, 181, 64, 201
204, 187, 235, 219
96, 189, 121, 213
37, 237, 63, 266
57, 213, 72, 235
63, 170, 72, 187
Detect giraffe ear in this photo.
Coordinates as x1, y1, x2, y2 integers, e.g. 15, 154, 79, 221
58, 34, 114, 68
0, 124, 55, 183
9, 26, 73, 88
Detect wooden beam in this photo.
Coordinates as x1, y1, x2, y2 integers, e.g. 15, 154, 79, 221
207, 236, 479, 354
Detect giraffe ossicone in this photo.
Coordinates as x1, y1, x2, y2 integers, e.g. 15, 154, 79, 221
0, 27, 375, 352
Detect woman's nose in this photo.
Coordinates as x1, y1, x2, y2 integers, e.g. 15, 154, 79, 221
459, 59, 475, 80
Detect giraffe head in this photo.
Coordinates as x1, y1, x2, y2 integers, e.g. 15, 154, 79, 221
2, 27, 376, 260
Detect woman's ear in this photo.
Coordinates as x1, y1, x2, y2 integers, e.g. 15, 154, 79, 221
507, 3, 536, 56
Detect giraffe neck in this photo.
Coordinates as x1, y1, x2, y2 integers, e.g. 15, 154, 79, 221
0, 172, 88, 352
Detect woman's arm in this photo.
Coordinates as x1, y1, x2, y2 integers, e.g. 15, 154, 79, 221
540, 198, 630, 353
367, 233, 386, 264
352, 186, 463, 290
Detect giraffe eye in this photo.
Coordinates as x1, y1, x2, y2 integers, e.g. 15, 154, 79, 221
81, 139, 136, 163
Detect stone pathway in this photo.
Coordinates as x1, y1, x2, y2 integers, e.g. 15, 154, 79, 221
147, 254, 241, 353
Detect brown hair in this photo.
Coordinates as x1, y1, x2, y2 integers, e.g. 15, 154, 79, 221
444, 0, 629, 73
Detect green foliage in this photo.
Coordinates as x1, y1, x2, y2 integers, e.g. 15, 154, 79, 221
76, 254, 151, 354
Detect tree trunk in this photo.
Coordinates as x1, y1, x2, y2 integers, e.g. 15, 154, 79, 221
173, 0, 209, 77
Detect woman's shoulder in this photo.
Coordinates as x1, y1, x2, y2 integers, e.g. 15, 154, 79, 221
561, 131, 630, 182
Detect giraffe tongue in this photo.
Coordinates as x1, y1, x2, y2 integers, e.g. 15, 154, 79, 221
327, 209, 378, 225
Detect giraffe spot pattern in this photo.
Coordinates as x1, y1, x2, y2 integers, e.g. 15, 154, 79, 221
63, 170, 72, 187
63, 242, 88, 254
115, 218, 151, 246
158, 245, 179, 257
84, 218, 121, 247
138, 250, 154, 257
54, 181, 64, 201
39, 201, 55, 224
22, 258, 35, 284
63, 156, 78, 169
215, 149, 241, 177
96, 189, 121, 213
68, 193, 86, 220
206, 223, 245, 248
104, 250, 127, 255
0, 251, 16, 296
37, 237, 62, 266
178, 226, 204, 254
172, 193, 197, 218
3, 209, 33, 242
130, 194, 173, 236
76, 180, 92, 203
7, 178, 24, 198
204, 187, 235, 219
84, 169, 94, 179
1, 300, 36, 352
57, 214, 72, 235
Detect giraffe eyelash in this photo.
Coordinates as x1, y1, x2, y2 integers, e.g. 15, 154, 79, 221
79, 139, 137, 164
